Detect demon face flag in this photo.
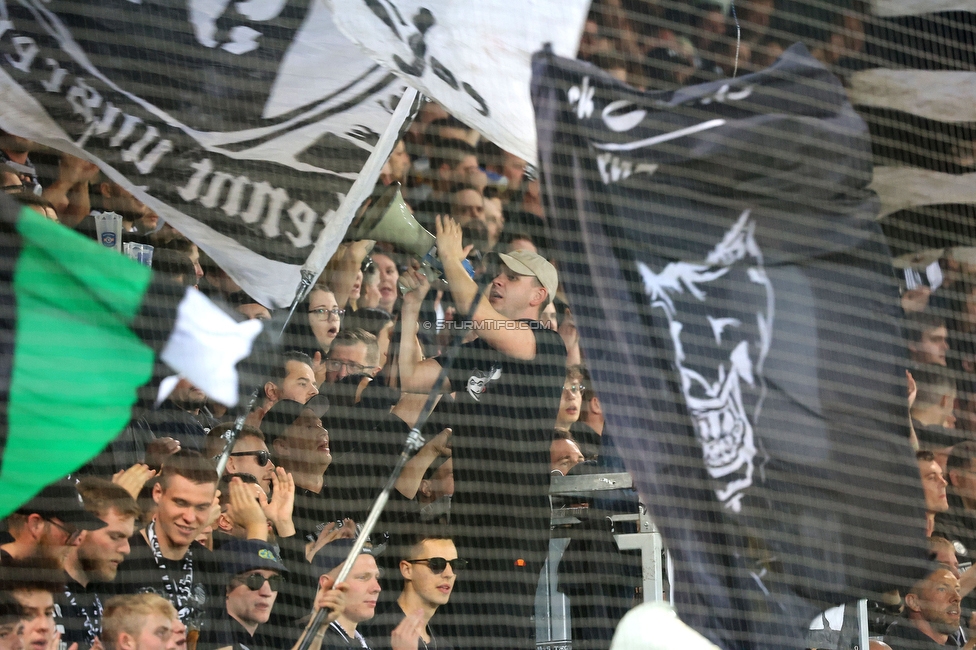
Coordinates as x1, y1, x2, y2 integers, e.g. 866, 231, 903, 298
533, 45, 931, 648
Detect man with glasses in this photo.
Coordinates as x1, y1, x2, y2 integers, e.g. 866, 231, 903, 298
323, 330, 380, 385
362, 534, 463, 650
1, 479, 106, 567
555, 367, 586, 433
206, 425, 276, 496
201, 539, 287, 649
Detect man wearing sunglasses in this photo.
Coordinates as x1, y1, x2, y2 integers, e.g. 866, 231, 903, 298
1, 479, 106, 568
206, 424, 276, 496
202, 539, 287, 649
363, 535, 463, 650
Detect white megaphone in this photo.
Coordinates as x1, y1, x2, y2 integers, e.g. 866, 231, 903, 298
346, 183, 435, 258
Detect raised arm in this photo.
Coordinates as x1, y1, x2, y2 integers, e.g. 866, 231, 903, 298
398, 269, 448, 394
436, 215, 538, 360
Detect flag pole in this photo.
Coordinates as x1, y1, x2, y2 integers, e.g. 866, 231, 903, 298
278, 86, 421, 339
296, 280, 491, 650
215, 88, 420, 479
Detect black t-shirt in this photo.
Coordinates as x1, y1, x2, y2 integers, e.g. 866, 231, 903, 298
360, 601, 452, 650
319, 621, 373, 649
197, 607, 259, 650
292, 484, 339, 547
440, 324, 565, 559
60, 577, 111, 650
934, 491, 976, 557
111, 530, 218, 633
884, 618, 958, 649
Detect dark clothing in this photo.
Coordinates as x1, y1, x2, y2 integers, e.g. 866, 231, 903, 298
292, 484, 339, 547
934, 489, 976, 558
913, 419, 966, 451
60, 577, 110, 650
143, 401, 218, 453
320, 621, 373, 649
558, 431, 642, 650
884, 618, 956, 649
256, 485, 330, 650
361, 601, 452, 650
569, 422, 601, 460
438, 324, 565, 648
197, 607, 258, 650
112, 529, 219, 633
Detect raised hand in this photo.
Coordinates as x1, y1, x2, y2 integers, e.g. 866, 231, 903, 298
390, 609, 426, 650
305, 519, 356, 562
311, 574, 349, 625
399, 268, 431, 308
229, 478, 269, 541
435, 214, 464, 265
259, 467, 296, 537
112, 463, 156, 498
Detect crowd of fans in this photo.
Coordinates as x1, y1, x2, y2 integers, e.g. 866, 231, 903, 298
0, 45, 623, 649
1, 1, 973, 650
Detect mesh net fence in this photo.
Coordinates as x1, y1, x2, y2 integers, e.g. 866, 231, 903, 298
0, 1, 974, 649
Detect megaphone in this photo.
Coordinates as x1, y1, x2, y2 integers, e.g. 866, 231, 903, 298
346, 183, 435, 258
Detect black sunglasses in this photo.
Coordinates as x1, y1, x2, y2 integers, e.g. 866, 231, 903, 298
230, 450, 272, 467
239, 573, 283, 591
405, 557, 468, 574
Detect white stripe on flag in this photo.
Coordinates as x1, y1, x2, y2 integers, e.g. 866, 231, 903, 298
850, 69, 976, 122
870, 0, 976, 15
870, 166, 976, 218
329, 0, 590, 164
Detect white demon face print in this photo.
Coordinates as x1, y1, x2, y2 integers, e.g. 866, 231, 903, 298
466, 365, 502, 401
637, 210, 774, 512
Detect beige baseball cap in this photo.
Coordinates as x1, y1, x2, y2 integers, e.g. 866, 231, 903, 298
497, 249, 558, 301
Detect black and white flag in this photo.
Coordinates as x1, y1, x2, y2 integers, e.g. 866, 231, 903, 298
847, 7, 976, 254
0, 0, 408, 307
533, 45, 931, 648
329, 0, 590, 163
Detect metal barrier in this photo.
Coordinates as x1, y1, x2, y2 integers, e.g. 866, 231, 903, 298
542, 473, 873, 649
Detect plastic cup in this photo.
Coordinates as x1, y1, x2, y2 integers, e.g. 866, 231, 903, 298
125, 242, 154, 267
94, 211, 122, 253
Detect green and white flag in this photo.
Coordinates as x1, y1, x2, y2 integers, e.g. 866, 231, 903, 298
0, 193, 261, 517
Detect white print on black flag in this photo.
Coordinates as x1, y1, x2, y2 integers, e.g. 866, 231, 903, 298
637, 211, 774, 513
329, 0, 590, 164
0, 0, 407, 307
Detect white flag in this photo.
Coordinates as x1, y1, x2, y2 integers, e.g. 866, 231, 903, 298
329, 0, 591, 164
0, 0, 407, 308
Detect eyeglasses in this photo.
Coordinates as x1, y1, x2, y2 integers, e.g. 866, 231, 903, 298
562, 383, 585, 395
308, 308, 345, 321
238, 574, 283, 592
230, 450, 273, 467
324, 359, 373, 375
405, 557, 468, 574
46, 518, 81, 543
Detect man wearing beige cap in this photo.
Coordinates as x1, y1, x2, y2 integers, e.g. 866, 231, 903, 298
399, 215, 566, 649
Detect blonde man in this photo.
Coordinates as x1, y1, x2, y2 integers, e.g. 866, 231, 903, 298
101, 594, 178, 650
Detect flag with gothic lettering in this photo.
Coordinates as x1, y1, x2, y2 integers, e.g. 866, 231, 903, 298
0, 0, 407, 307
329, 0, 590, 164
533, 44, 932, 648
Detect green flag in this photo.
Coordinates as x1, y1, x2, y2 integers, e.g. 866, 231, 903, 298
0, 198, 155, 515
0, 194, 261, 517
